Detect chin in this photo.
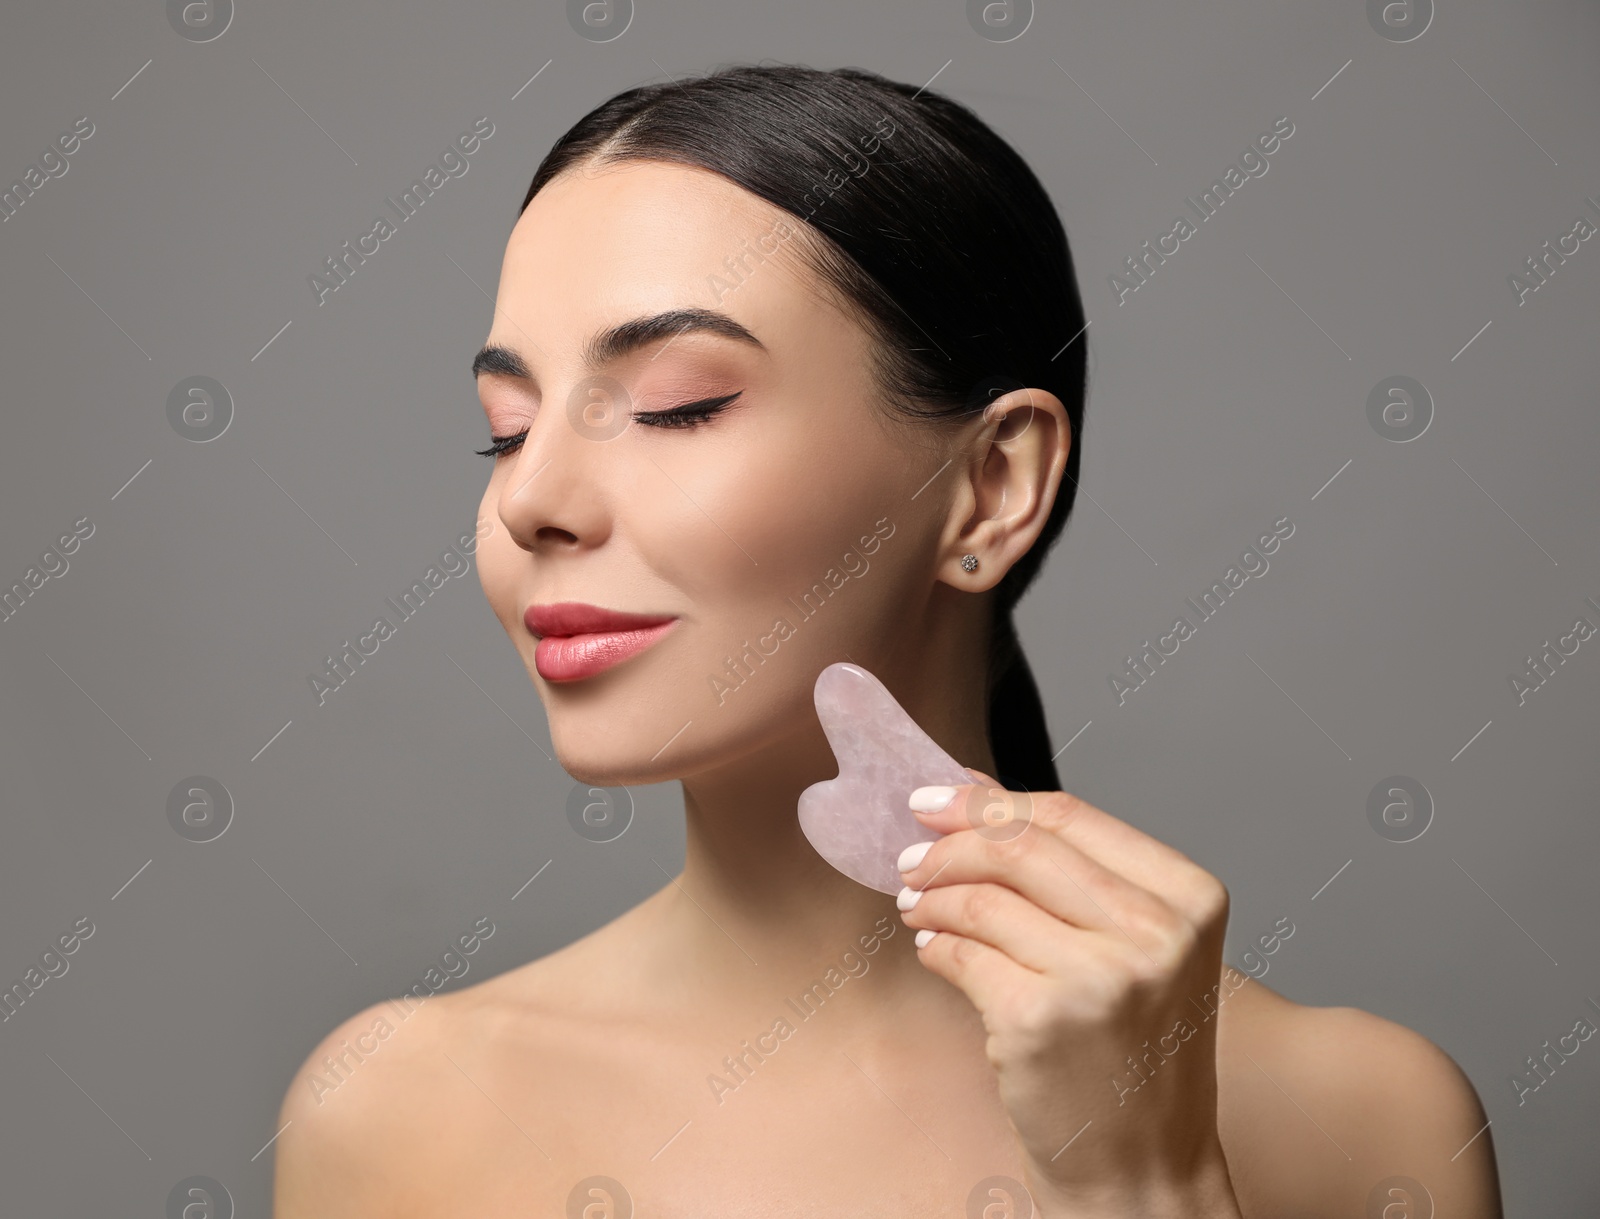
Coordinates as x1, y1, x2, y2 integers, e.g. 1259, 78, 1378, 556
541, 662, 811, 789
535, 667, 698, 787
549, 731, 709, 789
551, 750, 652, 789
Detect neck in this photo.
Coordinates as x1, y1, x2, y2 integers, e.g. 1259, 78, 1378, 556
663, 601, 997, 997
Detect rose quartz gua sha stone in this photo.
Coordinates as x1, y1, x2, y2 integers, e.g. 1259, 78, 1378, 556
798, 662, 972, 894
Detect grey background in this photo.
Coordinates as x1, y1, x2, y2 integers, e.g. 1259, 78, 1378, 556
1, 0, 1596, 1213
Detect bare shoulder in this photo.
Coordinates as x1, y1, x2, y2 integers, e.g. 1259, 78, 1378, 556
271, 986, 469, 1217
1216, 974, 1502, 1219
270, 913, 657, 1218
270, 955, 571, 1215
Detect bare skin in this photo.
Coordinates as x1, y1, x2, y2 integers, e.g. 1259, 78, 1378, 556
272, 157, 1501, 1217
272, 891, 1499, 1217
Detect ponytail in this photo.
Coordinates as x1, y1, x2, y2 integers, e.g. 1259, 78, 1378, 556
986, 611, 1060, 794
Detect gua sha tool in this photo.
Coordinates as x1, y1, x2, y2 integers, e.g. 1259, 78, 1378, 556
798, 662, 971, 895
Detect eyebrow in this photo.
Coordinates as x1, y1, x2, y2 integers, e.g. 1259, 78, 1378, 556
471, 307, 764, 379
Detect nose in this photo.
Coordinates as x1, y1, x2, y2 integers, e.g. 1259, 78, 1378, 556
495, 383, 618, 556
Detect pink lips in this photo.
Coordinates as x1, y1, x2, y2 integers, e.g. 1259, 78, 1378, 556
524, 601, 679, 682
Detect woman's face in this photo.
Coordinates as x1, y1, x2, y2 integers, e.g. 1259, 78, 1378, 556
474, 159, 961, 785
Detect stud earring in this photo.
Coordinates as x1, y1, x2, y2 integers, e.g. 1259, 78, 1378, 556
960, 554, 979, 573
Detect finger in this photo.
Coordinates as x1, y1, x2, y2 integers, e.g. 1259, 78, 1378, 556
910, 779, 1041, 839
900, 880, 1093, 974
897, 827, 1184, 957
909, 783, 1222, 922
910, 925, 1044, 1018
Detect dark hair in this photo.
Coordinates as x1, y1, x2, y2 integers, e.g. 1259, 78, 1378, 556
519, 63, 1086, 794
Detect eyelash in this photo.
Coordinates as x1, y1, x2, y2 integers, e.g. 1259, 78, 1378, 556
475, 391, 742, 458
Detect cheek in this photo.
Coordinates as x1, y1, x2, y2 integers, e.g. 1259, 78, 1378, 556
628, 429, 922, 711
636, 427, 893, 615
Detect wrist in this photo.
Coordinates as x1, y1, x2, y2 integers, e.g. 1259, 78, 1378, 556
1023, 1150, 1242, 1219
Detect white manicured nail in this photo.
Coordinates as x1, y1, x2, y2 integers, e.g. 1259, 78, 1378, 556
896, 885, 922, 911
910, 785, 958, 813
914, 929, 938, 949
897, 840, 933, 872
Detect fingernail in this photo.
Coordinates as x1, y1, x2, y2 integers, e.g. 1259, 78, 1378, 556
896, 885, 922, 911
897, 840, 933, 872
914, 929, 938, 949
910, 785, 957, 813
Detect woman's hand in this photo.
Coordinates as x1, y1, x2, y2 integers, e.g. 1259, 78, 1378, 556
895, 771, 1243, 1218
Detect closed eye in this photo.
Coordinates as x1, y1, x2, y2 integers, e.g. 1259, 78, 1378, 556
476, 431, 528, 458
633, 390, 742, 429
475, 391, 742, 457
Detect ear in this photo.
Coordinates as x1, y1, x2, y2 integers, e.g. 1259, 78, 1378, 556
937, 387, 1072, 591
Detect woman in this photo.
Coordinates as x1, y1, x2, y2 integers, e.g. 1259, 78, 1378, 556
273, 64, 1500, 1217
